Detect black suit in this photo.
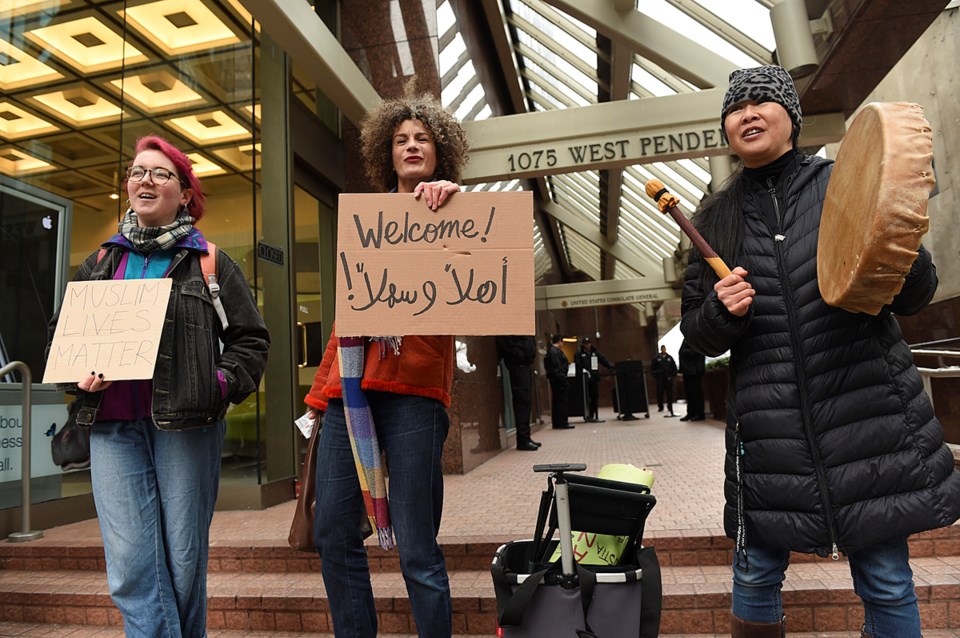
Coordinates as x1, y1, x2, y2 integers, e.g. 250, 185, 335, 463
651, 352, 677, 413
576, 346, 613, 421
679, 341, 706, 420
496, 336, 537, 444
544, 344, 569, 428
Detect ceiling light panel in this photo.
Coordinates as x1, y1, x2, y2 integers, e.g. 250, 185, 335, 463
30, 169, 106, 197
2, 0, 76, 14
29, 132, 118, 169
186, 152, 226, 177
212, 142, 260, 172
0, 102, 59, 139
122, 0, 241, 56
0, 40, 64, 91
0, 146, 55, 176
108, 70, 206, 113
84, 120, 158, 152
26, 15, 148, 73
30, 86, 124, 126
165, 109, 249, 145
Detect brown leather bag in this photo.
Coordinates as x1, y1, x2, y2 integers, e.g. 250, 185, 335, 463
288, 423, 321, 551
287, 417, 373, 551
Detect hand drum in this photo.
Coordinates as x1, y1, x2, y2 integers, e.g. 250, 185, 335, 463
817, 102, 935, 315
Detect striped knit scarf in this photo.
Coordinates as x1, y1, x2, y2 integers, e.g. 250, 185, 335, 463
119, 207, 196, 253
337, 336, 400, 550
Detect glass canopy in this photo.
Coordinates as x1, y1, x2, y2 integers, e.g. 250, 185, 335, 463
437, 0, 778, 291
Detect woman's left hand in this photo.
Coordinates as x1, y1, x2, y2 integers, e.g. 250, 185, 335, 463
77, 371, 113, 393
413, 180, 460, 211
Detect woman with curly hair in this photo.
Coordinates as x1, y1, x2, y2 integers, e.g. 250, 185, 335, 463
304, 92, 469, 637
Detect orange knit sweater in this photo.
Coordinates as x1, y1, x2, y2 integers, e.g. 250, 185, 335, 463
304, 331, 455, 410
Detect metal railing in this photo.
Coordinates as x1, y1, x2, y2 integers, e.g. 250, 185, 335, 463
911, 346, 960, 462
1, 361, 43, 542
912, 347, 960, 380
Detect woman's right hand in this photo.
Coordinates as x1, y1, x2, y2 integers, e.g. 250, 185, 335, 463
77, 371, 113, 393
714, 267, 755, 317
413, 180, 460, 211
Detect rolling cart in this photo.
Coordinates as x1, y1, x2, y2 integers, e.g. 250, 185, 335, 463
491, 463, 661, 637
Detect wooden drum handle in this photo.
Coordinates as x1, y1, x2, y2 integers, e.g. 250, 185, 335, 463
645, 178, 732, 280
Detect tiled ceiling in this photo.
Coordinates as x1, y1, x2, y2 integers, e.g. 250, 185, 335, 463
0, 0, 271, 216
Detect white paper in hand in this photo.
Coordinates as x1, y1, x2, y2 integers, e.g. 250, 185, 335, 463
294, 409, 317, 438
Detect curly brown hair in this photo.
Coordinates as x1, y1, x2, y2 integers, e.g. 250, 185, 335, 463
360, 93, 470, 192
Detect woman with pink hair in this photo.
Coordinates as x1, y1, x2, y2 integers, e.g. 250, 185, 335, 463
46, 135, 269, 637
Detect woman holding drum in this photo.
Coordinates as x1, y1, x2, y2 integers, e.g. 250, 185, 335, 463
679, 65, 960, 637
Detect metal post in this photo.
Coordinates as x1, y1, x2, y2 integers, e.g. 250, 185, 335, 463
554, 480, 575, 578
2, 361, 43, 542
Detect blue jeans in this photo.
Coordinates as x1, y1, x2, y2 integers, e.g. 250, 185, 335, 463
314, 393, 451, 638
90, 419, 225, 638
732, 537, 921, 637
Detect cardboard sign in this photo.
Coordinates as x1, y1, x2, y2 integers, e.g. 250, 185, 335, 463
336, 192, 534, 336
549, 464, 655, 565
43, 278, 172, 383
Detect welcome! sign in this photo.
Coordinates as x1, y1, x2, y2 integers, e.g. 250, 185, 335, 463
335, 191, 534, 336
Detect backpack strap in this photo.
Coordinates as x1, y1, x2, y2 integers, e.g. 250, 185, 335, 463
203, 242, 229, 331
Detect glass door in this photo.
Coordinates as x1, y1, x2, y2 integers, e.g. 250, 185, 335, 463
293, 184, 325, 403
0, 178, 82, 508
0, 178, 71, 382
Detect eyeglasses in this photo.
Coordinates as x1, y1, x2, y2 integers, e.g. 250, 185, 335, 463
126, 165, 183, 185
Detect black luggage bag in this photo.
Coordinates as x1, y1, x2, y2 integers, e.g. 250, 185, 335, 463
491, 463, 662, 637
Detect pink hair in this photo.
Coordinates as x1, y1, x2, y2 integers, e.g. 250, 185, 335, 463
132, 135, 206, 221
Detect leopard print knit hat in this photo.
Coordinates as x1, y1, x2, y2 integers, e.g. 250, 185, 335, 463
720, 65, 802, 144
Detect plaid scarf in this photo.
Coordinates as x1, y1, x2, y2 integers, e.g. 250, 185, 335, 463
338, 336, 402, 550
119, 207, 196, 253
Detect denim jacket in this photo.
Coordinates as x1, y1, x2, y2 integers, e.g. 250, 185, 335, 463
47, 240, 270, 431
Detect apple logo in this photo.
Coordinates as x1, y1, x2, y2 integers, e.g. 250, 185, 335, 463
41, 215, 53, 230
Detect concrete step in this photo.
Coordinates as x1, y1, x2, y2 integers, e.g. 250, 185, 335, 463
3, 524, 959, 573
2, 555, 959, 635
5, 624, 959, 638
0, 624, 475, 638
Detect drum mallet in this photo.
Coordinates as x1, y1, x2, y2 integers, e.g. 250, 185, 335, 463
645, 178, 732, 279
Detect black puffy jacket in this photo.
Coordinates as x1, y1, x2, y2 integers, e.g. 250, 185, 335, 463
680, 154, 960, 556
